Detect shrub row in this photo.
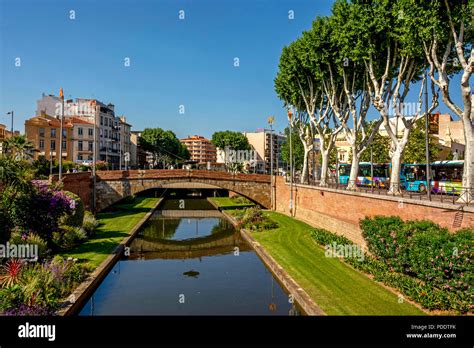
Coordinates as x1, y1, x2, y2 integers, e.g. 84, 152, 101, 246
311, 227, 472, 313
232, 207, 278, 231
361, 217, 472, 299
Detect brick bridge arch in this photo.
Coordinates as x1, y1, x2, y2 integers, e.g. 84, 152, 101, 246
55, 170, 271, 211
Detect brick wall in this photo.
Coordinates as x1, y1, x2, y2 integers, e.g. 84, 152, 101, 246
275, 176, 474, 247
52, 172, 93, 209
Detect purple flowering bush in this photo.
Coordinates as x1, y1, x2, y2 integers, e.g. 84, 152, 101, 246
9, 181, 76, 247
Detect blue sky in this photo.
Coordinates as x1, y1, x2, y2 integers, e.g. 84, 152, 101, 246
0, 0, 463, 138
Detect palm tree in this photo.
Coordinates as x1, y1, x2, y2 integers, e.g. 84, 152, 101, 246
0, 154, 34, 191
0, 154, 35, 242
2, 135, 35, 160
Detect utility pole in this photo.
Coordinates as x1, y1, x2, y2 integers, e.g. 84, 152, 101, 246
370, 146, 374, 192
92, 101, 98, 213
6, 111, 13, 135
58, 88, 64, 181
424, 60, 431, 201
288, 108, 294, 216
119, 125, 122, 170
268, 116, 275, 210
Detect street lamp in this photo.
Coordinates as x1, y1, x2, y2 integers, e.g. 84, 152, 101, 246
422, 60, 431, 201
58, 88, 65, 181
6, 111, 13, 135
268, 116, 275, 210
288, 108, 294, 215
91, 100, 98, 213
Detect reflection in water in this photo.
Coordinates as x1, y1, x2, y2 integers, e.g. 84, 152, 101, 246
183, 270, 200, 278
79, 199, 300, 316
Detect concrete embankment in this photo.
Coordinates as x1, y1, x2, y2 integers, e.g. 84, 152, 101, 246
57, 198, 163, 316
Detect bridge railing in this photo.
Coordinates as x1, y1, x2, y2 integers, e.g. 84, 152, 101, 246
94, 169, 271, 183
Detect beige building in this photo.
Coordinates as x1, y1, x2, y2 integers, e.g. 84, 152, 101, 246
25, 114, 74, 161
70, 117, 94, 164
36, 94, 133, 168
243, 129, 285, 174
118, 116, 132, 169
180, 135, 217, 164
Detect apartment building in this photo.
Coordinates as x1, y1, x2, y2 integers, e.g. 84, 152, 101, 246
25, 114, 74, 161
130, 131, 148, 168
180, 135, 217, 164
36, 94, 133, 168
243, 129, 285, 174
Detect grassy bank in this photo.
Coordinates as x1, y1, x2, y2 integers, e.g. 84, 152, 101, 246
61, 197, 160, 268
248, 211, 424, 315
208, 197, 255, 209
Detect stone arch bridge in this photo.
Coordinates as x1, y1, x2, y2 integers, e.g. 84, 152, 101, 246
53, 169, 271, 211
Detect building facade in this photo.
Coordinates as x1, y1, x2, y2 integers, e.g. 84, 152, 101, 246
180, 135, 217, 164
35, 94, 133, 169
243, 129, 285, 174
25, 114, 74, 161
130, 131, 148, 169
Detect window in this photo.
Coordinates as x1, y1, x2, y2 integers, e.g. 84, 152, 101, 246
88, 128, 93, 137
78, 140, 83, 151
88, 141, 93, 152
39, 128, 45, 137
51, 140, 56, 150
100, 116, 103, 125
62, 140, 66, 150
62, 129, 67, 138
77, 155, 83, 161
39, 139, 45, 149
51, 128, 56, 138
78, 128, 83, 136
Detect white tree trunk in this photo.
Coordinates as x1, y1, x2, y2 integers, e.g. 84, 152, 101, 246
346, 148, 359, 190
301, 144, 311, 184
389, 149, 403, 194
389, 128, 410, 195
460, 121, 473, 202
319, 149, 330, 187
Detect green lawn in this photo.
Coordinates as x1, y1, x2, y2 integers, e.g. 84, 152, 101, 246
251, 211, 424, 315
208, 197, 255, 209
61, 197, 160, 269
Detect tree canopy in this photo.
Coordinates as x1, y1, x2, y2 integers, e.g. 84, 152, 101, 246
139, 128, 189, 167
211, 131, 250, 151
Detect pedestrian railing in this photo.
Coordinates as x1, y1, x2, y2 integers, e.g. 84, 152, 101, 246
284, 176, 473, 206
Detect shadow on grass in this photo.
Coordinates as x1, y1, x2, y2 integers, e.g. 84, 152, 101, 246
97, 207, 153, 220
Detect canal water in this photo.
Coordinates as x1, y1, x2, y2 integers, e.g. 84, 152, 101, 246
79, 198, 300, 315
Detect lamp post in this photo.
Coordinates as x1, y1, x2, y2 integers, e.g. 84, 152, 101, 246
288, 108, 294, 215
92, 100, 98, 213
58, 88, 64, 181
268, 116, 275, 210
424, 61, 431, 200
6, 111, 13, 135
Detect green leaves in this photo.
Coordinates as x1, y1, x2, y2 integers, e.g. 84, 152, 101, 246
211, 130, 250, 151
139, 128, 189, 165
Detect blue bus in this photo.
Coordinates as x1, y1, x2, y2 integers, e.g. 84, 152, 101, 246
338, 162, 390, 188
401, 161, 464, 194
